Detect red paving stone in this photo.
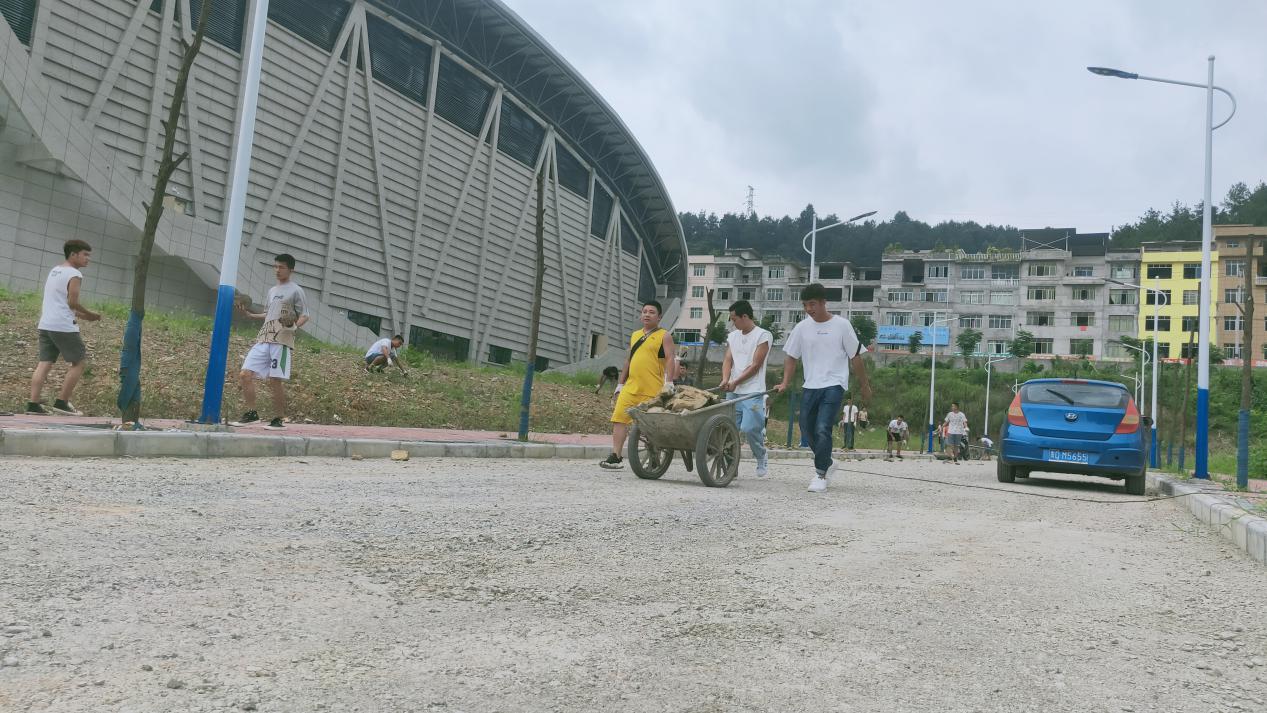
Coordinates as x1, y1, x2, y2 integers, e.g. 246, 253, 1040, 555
0, 412, 609, 445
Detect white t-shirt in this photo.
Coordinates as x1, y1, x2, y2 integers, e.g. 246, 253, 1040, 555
726, 326, 772, 394
841, 404, 859, 424
945, 411, 969, 436
37, 265, 84, 333
888, 419, 908, 435
365, 338, 398, 360
782, 315, 867, 390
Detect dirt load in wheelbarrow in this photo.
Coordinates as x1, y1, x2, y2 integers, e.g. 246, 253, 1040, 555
625, 386, 768, 487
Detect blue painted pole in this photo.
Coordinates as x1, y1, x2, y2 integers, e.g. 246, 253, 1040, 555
1150, 427, 1159, 468
1237, 409, 1249, 489
198, 0, 270, 424
927, 423, 935, 454
786, 390, 797, 448
517, 364, 535, 440
1194, 388, 1210, 478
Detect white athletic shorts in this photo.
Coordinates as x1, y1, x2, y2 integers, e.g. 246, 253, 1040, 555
241, 343, 292, 380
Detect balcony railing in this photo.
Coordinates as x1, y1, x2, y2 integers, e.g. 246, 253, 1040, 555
991, 278, 1021, 286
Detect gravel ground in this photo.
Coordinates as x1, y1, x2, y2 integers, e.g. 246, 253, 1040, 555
1, 455, 1265, 713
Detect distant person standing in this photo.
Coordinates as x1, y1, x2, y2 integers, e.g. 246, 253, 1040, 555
774, 283, 872, 493
718, 300, 772, 477
858, 406, 869, 431
234, 254, 308, 430
26, 240, 101, 416
839, 397, 860, 450
943, 402, 969, 464
885, 415, 908, 461
364, 334, 407, 374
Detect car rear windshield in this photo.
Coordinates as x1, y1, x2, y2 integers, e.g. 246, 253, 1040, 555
1020, 383, 1129, 409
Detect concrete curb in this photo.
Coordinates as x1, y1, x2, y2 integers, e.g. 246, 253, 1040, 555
1149, 472, 1267, 566
0, 428, 815, 464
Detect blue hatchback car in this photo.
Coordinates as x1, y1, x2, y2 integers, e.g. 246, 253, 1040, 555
997, 378, 1148, 495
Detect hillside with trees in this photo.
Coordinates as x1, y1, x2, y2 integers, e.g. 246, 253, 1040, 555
680, 181, 1267, 264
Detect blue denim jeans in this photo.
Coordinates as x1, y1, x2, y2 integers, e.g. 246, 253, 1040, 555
842, 422, 856, 449
800, 385, 844, 474
726, 393, 768, 468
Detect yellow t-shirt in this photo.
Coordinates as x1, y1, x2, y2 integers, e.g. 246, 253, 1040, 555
625, 328, 667, 395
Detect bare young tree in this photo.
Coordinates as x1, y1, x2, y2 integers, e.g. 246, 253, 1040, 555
117, 1, 211, 424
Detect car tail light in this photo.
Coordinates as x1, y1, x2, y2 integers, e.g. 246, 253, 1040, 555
1116, 399, 1140, 434
1006, 393, 1028, 427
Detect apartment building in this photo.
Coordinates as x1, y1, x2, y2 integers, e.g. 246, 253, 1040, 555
677, 249, 880, 343
1135, 241, 1220, 360
877, 230, 1141, 360
1214, 225, 1267, 365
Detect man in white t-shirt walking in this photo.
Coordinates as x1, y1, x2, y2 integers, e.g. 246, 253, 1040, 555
943, 402, 969, 464
719, 300, 772, 476
775, 283, 872, 493
839, 397, 860, 450
26, 240, 102, 416
364, 334, 407, 374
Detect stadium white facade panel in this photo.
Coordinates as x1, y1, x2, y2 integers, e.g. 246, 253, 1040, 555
0, 0, 685, 365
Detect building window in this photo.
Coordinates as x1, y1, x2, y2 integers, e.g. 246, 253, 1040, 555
555, 143, 590, 197
1144, 316, 1171, 332
989, 291, 1015, 305
819, 265, 844, 280
768, 311, 783, 323
887, 289, 913, 302
991, 266, 1019, 281
691, 286, 706, 298
1157, 343, 1171, 359
1106, 342, 1131, 359
1109, 315, 1134, 332
766, 288, 784, 301
189, 0, 247, 52
1026, 312, 1055, 326
988, 314, 1013, 329
1182, 315, 1199, 333
1033, 339, 1054, 355
487, 344, 513, 365
959, 315, 982, 329
742, 270, 760, 282
436, 55, 495, 136
850, 311, 871, 322
1145, 290, 1171, 306
1027, 287, 1055, 301
1071, 287, 1096, 301
1224, 315, 1244, 331
927, 264, 949, 279
919, 312, 938, 327
1224, 288, 1244, 304
922, 289, 948, 303
1146, 263, 1173, 280
739, 289, 754, 301
1109, 289, 1137, 305
674, 329, 700, 343
692, 264, 707, 277
1182, 289, 1199, 305
689, 307, 703, 319
1069, 338, 1094, 356
1225, 344, 1242, 360
408, 327, 469, 362
1225, 260, 1246, 277
961, 291, 984, 304
1181, 342, 1199, 359
1110, 264, 1138, 280
1226, 240, 1241, 248
717, 289, 731, 301
961, 266, 985, 280
1183, 263, 1201, 279
273, 0, 355, 53
347, 310, 382, 335
987, 340, 1009, 355
590, 184, 613, 239
824, 287, 844, 301
886, 312, 912, 326
718, 267, 735, 279
1027, 263, 1058, 277
1070, 266, 1094, 278
498, 97, 547, 166
1072, 312, 1096, 327
768, 266, 785, 279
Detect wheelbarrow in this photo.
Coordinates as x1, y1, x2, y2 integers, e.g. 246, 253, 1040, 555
625, 389, 773, 487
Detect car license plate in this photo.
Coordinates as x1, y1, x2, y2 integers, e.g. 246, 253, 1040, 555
1044, 449, 1089, 464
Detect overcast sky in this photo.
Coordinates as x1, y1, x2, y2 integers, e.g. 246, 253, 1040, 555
501, 0, 1267, 233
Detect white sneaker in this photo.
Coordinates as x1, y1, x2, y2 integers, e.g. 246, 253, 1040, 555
754, 466, 769, 478
807, 475, 828, 493
826, 461, 838, 478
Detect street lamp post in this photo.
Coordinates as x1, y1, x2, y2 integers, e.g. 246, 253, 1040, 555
1109, 278, 1168, 467
1088, 60, 1236, 479
925, 313, 956, 453
984, 352, 1013, 440
802, 210, 877, 283
1115, 339, 1151, 411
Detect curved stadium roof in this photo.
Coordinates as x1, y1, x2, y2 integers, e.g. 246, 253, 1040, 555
370, 0, 687, 296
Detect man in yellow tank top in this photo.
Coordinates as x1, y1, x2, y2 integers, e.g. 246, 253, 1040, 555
600, 301, 678, 469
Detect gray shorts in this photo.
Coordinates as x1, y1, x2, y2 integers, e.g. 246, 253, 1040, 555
38, 330, 87, 364
947, 434, 966, 448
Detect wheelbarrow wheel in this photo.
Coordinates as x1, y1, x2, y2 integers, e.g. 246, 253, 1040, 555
627, 423, 672, 479
695, 414, 741, 487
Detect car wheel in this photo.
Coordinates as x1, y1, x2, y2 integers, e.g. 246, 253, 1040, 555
1125, 468, 1146, 496
996, 458, 1015, 484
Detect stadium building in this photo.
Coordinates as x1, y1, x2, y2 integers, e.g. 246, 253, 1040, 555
0, 0, 686, 366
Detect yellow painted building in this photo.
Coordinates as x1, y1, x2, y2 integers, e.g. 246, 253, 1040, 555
1136, 242, 1219, 360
